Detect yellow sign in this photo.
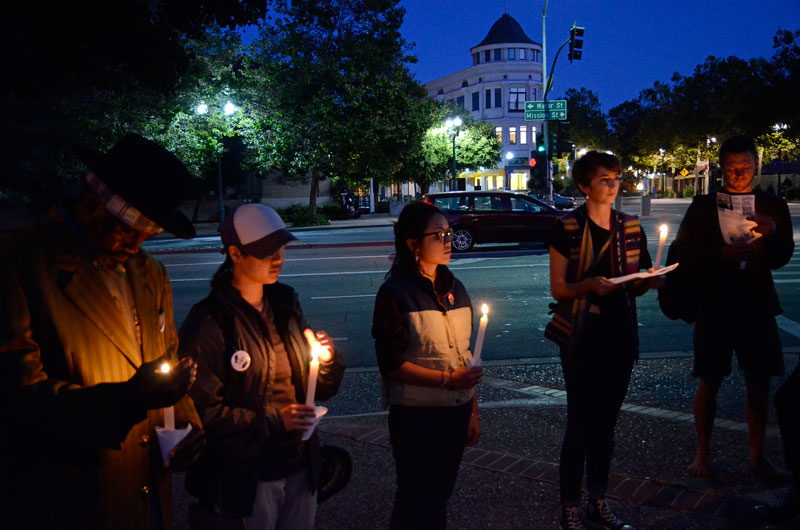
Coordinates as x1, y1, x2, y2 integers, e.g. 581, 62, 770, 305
680, 168, 689, 177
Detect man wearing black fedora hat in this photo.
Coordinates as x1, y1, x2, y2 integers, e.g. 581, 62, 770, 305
0, 133, 205, 530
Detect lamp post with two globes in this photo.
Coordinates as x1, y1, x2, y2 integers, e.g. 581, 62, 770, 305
446, 116, 462, 190
196, 100, 238, 224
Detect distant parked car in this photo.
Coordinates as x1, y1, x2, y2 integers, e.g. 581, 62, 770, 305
528, 192, 576, 210
422, 190, 562, 252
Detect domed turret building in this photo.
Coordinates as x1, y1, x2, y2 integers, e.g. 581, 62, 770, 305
425, 13, 544, 192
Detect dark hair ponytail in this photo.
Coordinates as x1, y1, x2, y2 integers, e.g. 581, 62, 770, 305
388, 202, 445, 278
211, 253, 234, 290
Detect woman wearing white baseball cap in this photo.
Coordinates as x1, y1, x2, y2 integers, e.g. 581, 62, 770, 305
178, 204, 345, 529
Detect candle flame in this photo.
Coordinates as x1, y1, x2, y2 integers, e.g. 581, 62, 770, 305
481, 303, 489, 316
659, 224, 668, 237
159, 362, 171, 374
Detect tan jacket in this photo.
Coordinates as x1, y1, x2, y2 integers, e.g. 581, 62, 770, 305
0, 211, 199, 530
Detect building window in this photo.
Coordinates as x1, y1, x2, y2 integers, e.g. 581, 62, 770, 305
485, 89, 491, 108
530, 88, 538, 101
484, 50, 491, 63
456, 95, 465, 108
472, 92, 480, 111
519, 48, 526, 60
520, 126, 528, 145
508, 87, 526, 112
494, 48, 501, 61
495, 126, 503, 143
509, 126, 517, 145
494, 88, 502, 108
532, 49, 541, 62
473, 53, 479, 65
508, 48, 515, 60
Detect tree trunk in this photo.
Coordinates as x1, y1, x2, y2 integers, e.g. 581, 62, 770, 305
309, 173, 320, 218
191, 191, 206, 224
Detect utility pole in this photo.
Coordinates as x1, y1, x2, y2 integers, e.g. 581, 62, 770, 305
541, 0, 551, 203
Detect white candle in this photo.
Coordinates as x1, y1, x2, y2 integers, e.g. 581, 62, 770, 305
471, 304, 489, 367
654, 224, 668, 270
159, 362, 175, 430
303, 329, 321, 406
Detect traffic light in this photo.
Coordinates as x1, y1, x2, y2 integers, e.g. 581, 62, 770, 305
530, 150, 548, 190
556, 121, 573, 157
568, 24, 584, 62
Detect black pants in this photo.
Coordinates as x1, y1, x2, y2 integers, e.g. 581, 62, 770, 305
388, 402, 471, 530
775, 364, 800, 487
559, 318, 634, 505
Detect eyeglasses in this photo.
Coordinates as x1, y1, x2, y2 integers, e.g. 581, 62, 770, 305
423, 228, 453, 244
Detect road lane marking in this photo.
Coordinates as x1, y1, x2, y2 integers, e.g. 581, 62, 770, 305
776, 315, 800, 339
774, 279, 800, 283
169, 262, 548, 282
164, 254, 393, 267
311, 294, 375, 300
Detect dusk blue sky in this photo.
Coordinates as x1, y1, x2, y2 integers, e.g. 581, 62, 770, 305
398, 0, 799, 111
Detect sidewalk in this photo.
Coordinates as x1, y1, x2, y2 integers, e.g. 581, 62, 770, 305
305, 356, 798, 530
149, 213, 397, 241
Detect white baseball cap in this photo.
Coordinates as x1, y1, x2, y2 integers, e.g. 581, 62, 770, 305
220, 204, 297, 258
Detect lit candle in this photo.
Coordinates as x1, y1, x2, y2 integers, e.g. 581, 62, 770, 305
471, 304, 489, 367
160, 362, 175, 430
303, 329, 321, 406
654, 224, 668, 270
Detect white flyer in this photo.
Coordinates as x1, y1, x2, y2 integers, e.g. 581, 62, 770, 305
716, 192, 759, 244
607, 262, 679, 285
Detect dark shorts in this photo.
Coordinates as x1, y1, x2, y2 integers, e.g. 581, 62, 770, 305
693, 312, 784, 380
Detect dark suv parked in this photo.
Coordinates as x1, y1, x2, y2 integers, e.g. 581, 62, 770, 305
422, 190, 562, 252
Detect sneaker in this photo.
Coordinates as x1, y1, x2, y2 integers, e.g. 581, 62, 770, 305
585, 497, 635, 530
560, 506, 586, 530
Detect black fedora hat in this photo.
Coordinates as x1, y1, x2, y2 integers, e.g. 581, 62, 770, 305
74, 133, 196, 239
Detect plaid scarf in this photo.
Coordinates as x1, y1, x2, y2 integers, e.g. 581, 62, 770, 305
544, 205, 642, 356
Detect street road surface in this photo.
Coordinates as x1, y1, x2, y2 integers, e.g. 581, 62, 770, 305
155, 201, 800, 368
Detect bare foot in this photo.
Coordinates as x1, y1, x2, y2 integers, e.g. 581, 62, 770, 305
688, 454, 710, 477
749, 456, 791, 481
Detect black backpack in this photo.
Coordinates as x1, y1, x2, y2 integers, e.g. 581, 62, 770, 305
657, 240, 699, 323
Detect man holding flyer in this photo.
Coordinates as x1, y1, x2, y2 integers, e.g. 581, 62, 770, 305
665, 135, 794, 479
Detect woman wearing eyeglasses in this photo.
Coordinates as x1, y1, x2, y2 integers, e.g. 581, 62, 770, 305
372, 202, 483, 530
546, 151, 665, 530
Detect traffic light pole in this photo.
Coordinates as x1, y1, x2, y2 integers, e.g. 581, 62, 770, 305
541, 1, 551, 203
542, 36, 572, 204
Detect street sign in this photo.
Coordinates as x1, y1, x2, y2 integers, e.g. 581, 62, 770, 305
525, 110, 567, 120
525, 100, 567, 121
525, 100, 567, 111
680, 168, 689, 177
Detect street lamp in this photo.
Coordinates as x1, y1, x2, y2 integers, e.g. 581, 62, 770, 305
659, 148, 666, 194
196, 100, 239, 225
446, 116, 462, 190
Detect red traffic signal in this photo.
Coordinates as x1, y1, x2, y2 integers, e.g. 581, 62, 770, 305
529, 158, 537, 167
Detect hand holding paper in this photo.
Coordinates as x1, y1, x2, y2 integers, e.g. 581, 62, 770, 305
607, 262, 679, 285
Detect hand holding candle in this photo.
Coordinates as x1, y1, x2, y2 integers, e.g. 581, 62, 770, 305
469, 303, 489, 367
301, 329, 330, 439
654, 224, 668, 270
303, 328, 333, 406
159, 361, 175, 430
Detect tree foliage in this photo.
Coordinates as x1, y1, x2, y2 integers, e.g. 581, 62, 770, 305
1, 1, 268, 203
600, 28, 800, 170
251, 0, 429, 215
